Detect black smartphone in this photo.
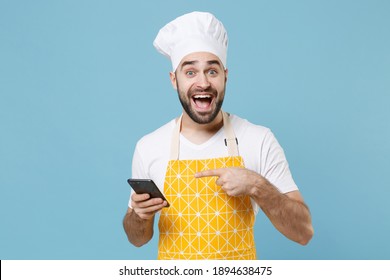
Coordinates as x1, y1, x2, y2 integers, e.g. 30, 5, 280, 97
127, 179, 169, 207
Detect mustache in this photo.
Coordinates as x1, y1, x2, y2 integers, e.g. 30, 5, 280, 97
190, 86, 217, 95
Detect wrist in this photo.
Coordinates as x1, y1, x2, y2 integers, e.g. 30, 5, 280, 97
249, 174, 272, 199
248, 173, 264, 197
131, 208, 155, 222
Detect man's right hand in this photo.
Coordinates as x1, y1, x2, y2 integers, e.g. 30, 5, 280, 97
130, 193, 168, 220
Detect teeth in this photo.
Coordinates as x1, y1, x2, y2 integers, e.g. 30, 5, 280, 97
193, 95, 211, 99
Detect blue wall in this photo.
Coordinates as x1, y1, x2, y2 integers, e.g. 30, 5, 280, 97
1, 0, 389, 259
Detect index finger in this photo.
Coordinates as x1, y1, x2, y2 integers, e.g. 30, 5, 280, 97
195, 168, 226, 178
131, 192, 150, 202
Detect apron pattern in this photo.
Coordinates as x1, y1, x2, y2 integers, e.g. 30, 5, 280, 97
157, 111, 256, 260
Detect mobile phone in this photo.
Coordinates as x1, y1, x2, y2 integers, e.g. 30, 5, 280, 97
127, 179, 169, 207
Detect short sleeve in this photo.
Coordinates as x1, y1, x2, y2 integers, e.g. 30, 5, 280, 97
261, 130, 298, 194
128, 144, 148, 208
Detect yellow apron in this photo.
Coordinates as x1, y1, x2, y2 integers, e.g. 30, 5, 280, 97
158, 111, 256, 260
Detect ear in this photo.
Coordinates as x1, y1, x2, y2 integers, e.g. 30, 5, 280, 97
169, 72, 177, 90
225, 68, 229, 83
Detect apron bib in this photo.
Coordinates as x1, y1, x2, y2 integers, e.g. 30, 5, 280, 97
158, 111, 256, 260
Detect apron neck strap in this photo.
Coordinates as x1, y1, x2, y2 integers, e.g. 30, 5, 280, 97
170, 110, 239, 160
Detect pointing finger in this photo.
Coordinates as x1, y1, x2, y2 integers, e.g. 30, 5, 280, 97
195, 168, 225, 178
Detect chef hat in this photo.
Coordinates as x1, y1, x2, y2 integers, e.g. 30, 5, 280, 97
153, 11, 228, 71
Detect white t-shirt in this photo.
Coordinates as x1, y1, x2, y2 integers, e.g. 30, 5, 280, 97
129, 114, 298, 215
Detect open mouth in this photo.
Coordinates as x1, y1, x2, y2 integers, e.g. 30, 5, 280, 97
192, 94, 214, 110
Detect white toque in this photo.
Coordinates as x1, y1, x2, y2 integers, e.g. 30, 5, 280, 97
153, 11, 228, 71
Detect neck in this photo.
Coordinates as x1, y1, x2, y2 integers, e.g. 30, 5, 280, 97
180, 110, 224, 145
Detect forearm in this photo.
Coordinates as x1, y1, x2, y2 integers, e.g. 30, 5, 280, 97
251, 179, 314, 245
123, 208, 155, 247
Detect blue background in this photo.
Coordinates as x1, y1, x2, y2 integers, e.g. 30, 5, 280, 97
1, 0, 389, 260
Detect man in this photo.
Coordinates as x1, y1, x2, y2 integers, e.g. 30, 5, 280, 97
123, 11, 313, 260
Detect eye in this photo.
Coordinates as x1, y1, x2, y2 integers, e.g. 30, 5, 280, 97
186, 70, 195, 76
208, 69, 217, 75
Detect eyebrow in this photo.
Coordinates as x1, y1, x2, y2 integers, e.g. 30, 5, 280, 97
180, 60, 222, 70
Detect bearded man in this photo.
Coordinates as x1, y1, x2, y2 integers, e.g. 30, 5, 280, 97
123, 11, 313, 260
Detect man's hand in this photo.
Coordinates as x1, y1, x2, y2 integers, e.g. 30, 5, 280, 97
195, 167, 263, 197
196, 167, 314, 245
131, 193, 167, 220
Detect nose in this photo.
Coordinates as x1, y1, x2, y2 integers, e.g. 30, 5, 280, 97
196, 72, 210, 89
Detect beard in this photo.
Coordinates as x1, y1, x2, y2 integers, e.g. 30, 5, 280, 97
176, 83, 225, 124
